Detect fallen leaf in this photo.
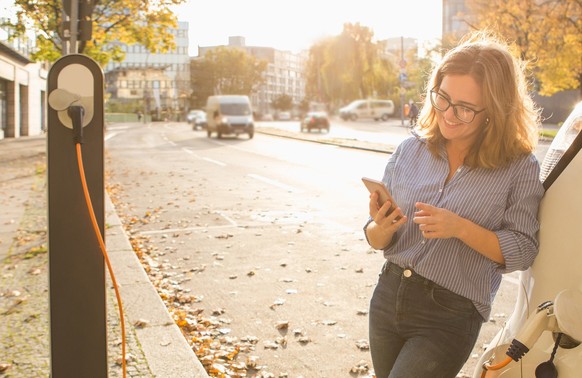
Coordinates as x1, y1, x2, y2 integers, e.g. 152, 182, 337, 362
350, 360, 370, 374
298, 336, 311, 344
355, 339, 370, 350
275, 321, 289, 330
263, 341, 278, 350
275, 336, 287, 347
134, 319, 149, 328
212, 308, 225, 316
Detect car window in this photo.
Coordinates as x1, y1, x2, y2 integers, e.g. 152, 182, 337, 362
220, 103, 251, 115
540, 102, 582, 182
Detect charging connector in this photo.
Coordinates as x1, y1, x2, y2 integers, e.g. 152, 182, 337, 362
68, 105, 85, 144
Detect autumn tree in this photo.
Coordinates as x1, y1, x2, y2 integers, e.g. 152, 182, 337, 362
304, 23, 399, 110
467, 0, 582, 96
189, 47, 267, 108
399, 47, 435, 106
271, 94, 293, 112
2, 0, 186, 66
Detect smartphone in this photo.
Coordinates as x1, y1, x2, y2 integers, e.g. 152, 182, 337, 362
361, 177, 400, 217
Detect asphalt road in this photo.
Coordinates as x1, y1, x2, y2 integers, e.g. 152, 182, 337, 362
104, 121, 530, 377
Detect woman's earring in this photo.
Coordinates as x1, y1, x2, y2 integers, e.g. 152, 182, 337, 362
485, 117, 490, 125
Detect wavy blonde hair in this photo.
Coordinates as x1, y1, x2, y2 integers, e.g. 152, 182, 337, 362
417, 31, 540, 169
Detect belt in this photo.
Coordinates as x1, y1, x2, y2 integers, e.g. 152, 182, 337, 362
385, 262, 442, 289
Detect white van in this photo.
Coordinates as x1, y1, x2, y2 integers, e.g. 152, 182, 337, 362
206, 95, 254, 139
339, 99, 395, 121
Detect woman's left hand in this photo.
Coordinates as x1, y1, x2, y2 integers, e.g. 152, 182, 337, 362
413, 202, 465, 239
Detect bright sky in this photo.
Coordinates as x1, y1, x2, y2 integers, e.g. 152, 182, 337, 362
173, 0, 443, 55
0, 0, 443, 54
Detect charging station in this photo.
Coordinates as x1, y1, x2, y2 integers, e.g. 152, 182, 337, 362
47, 53, 106, 376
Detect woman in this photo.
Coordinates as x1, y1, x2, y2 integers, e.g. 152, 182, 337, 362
364, 33, 544, 378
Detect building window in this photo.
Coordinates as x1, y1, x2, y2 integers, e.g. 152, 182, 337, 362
0, 79, 6, 132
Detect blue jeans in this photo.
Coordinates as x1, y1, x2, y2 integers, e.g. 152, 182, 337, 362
369, 262, 483, 378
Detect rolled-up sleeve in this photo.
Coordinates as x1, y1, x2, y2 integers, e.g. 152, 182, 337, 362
496, 154, 545, 273
363, 143, 403, 246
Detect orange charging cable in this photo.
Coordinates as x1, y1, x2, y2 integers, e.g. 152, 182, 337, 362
76, 143, 127, 377
480, 356, 513, 378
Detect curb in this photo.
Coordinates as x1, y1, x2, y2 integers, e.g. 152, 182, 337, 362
105, 194, 209, 378
255, 126, 397, 154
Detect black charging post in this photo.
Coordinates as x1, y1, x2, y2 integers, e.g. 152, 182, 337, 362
47, 53, 106, 376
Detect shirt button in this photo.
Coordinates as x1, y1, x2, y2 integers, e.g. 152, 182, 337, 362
403, 269, 412, 278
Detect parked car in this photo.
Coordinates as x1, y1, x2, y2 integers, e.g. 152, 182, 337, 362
339, 99, 395, 121
277, 111, 291, 121
300, 111, 330, 133
187, 110, 207, 130
472, 101, 582, 378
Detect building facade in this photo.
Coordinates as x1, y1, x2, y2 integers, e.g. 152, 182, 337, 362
104, 21, 190, 119
0, 30, 47, 139
442, 0, 473, 39
197, 36, 307, 117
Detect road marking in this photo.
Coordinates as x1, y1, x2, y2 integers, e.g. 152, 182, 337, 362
217, 211, 238, 226
106, 125, 132, 131
105, 132, 118, 141
180, 147, 227, 166
202, 157, 227, 166
140, 224, 237, 235
140, 211, 238, 235
247, 173, 297, 192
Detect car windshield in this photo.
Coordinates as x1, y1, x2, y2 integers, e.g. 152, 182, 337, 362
220, 103, 251, 116
540, 103, 582, 182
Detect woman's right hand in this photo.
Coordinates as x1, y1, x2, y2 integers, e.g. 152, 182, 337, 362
366, 192, 407, 250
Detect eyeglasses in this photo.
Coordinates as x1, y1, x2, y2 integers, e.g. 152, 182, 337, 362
430, 89, 486, 124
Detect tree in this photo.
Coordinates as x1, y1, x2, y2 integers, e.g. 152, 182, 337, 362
303, 23, 398, 110
271, 94, 293, 112
190, 47, 267, 106
2, 0, 186, 66
467, 0, 582, 96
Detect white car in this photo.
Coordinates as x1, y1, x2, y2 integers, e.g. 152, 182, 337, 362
473, 102, 582, 377
339, 99, 395, 121
277, 111, 291, 121
186, 110, 207, 130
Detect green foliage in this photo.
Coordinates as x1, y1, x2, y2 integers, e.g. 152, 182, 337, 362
271, 94, 293, 111
304, 23, 401, 110
105, 99, 142, 114
190, 47, 267, 103
5, 0, 186, 66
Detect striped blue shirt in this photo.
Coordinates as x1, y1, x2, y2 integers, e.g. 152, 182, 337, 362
366, 136, 544, 320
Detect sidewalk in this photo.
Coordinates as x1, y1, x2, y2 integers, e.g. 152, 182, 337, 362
0, 135, 207, 377
0, 124, 555, 377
